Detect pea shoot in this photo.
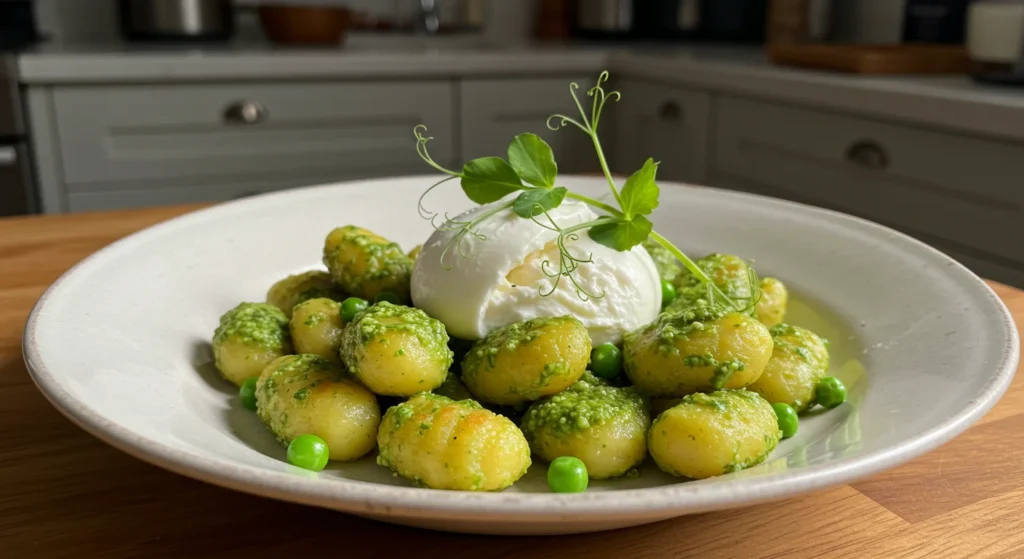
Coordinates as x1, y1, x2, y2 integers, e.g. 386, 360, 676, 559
815, 377, 847, 409
340, 297, 369, 322
590, 343, 622, 379
772, 402, 798, 439
547, 456, 589, 493
239, 377, 258, 412
412, 71, 753, 312
286, 434, 330, 472
661, 279, 677, 308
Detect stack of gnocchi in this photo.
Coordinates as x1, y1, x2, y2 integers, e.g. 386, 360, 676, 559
211, 226, 845, 492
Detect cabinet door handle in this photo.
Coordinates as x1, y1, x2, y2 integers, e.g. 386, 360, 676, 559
223, 101, 267, 125
845, 140, 889, 170
658, 101, 683, 122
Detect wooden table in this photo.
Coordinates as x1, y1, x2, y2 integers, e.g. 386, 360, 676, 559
2, 205, 1023, 558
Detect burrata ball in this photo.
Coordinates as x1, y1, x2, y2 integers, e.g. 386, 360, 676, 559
410, 196, 661, 345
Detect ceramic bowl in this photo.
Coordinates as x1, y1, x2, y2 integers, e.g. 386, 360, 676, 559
23, 176, 1018, 535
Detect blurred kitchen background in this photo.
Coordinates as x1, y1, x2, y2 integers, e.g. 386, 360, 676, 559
1, 0, 1023, 285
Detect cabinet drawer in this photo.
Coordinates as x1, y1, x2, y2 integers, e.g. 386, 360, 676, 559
714, 96, 1024, 262
460, 77, 596, 173
610, 80, 711, 183
53, 81, 455, 185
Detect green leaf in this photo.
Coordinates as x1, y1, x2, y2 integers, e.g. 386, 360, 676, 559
619, 158, 660, 219
589, 216, 653, 252
508, 133, 558, 188
461, 157, 523, 204
513, 187, 567, 218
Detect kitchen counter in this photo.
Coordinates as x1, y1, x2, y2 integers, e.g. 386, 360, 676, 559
3, 204, 1024, 557
17, 40, 1024, 143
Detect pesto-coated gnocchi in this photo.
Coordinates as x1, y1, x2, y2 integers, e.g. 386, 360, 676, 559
521, 375, 650, 479
377, 392, 531, 490
643, 239, 682, 284
623, 304, 773, 398
669, 253, 754, 312
648, 389, 780, 479
650, 397, 682, 417
748, 324, 830, 412
755, 277, 788, 327
339, 302, 453, 397
290, 297, 345, 362
256, 354, 380, 461
461, 316, 591, 406
266, 270, 344, 318
408, 244, 422, 260
213, 302, 292, 387
323, 225, 414, 302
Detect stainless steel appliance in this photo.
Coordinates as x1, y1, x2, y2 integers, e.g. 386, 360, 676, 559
0, 57, 33, 216
118, 0, 235, 41
575, 0, 635, 38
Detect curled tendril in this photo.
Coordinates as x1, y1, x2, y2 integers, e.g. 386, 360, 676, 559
531, 209, 605, 300
415, 125, 461, 178
546, 113, 589, 134
418, 175, 457, 223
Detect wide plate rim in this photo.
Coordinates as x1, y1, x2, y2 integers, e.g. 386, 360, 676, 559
22, 176, 1020, 520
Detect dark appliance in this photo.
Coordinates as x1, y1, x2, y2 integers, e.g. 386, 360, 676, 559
902, 0, 970, 44
0, 0, 40, 216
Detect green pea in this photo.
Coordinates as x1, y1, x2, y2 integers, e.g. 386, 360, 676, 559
286, 434, 330, 472
589, 343, 622, 379
547, 456, 588, 493
340, 297, 369, 322
772, 402, 798, 439
661, 279, 677, 308
373, 292, 401, 305
815, 377, 847, 409
239, 377, 258, 412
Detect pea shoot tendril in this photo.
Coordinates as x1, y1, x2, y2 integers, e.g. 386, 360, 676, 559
413, 71, 757, 314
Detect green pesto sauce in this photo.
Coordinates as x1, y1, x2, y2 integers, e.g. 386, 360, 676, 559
340, 301, 453, 374
323, 226, 413, 294
213, 302, 290, 351
462, 316, 582, 381
302, 312, 329, 328
770, 323, 825, 365
669, 253, 752, 312
520, 376, 647, 438
642, 239, 683, 284
646, 303, 728, 356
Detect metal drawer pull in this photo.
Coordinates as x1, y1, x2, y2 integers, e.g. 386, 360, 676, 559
845, 140, 889, 170
0, 146, 16, 166
658, 101, 683, 122
223, 100, 267, 125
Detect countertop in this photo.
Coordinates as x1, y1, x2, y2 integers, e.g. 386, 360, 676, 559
3, 203, 1024, 557
15, 39, 1024, 142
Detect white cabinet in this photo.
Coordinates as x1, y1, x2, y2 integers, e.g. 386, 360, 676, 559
49, 81, 456, 210
608, 79, 711, 184
459, 77, 597, 174
711, 95, 1024, 286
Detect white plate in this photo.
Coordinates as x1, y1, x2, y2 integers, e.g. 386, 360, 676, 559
24, 176, 1019, 535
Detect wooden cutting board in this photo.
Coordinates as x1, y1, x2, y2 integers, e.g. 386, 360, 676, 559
768, 44, 971, 74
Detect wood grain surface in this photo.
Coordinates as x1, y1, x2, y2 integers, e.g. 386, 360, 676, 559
2, 204, 1023, 558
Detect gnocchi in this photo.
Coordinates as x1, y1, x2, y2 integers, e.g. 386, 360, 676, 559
266, 270, 344, 318
648, 389, 780, 479
377, 392, 531, 491
623, 304, 773, 398
289, 297, 345, 362
256, 354, 380, 461
748, 324, 830, 412
323, 226, 413, 302
339, 301, 453, 397
755, 277, 789, 327
521, 375, 650, 479
461, 316, 591, 406
213, 302, 292, 387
